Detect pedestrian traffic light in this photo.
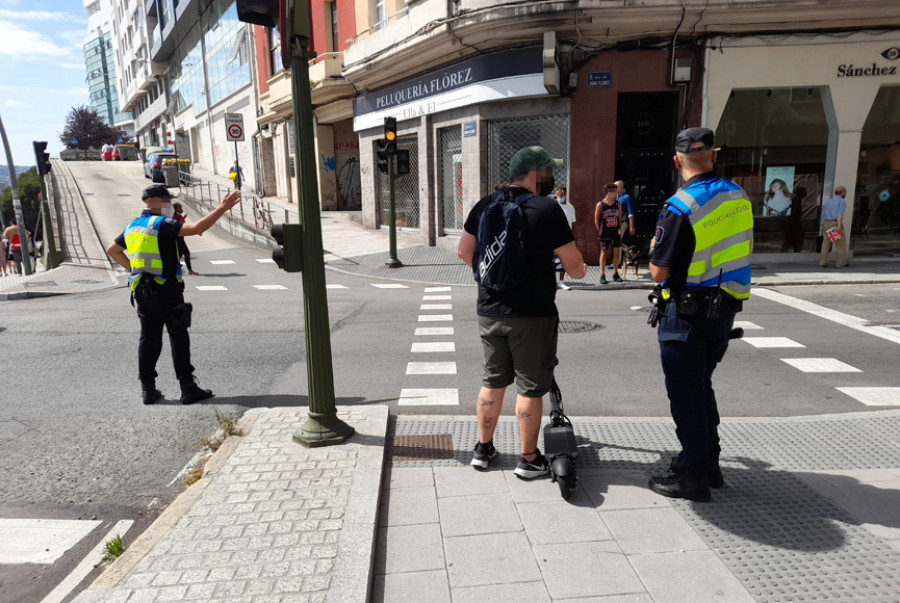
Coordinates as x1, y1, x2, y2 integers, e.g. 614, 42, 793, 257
32, 141, 51, 176
271, 223, 302, 272
384, 117, 397, 155
396, 149, 410, 176
376, 140, 389, 174
235, 0, 278, 26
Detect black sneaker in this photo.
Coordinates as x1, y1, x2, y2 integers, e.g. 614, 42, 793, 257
180, 378, 214, 405
513, 449, 549, 480
613, 273, 622, 282
142, 388, 163, 405
471, 441, 497, 471
600, 275, 608, 285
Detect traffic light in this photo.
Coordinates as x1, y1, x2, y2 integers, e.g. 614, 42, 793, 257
396, 149, 410, 176
384, 117, 397, 155
235, 0, 278, 26
376, 140, 389, 174
33, 141, 51, 176
271, 223, 302, 272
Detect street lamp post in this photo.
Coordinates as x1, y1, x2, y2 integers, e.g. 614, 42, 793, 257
0, 112, 34, 276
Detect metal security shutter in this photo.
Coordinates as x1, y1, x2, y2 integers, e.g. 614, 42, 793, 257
376, 136, 420, 229
487, 115, 570, 190
439, 127, 464, 233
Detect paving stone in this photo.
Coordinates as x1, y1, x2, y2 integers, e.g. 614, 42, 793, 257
438, 493, 522, 537
434, 466, 508, 497
518, 500, 613, 544
385, 467, 435, 489
580, 471, 671, 510
374, 523, 445, 574
451, 580, 551, 603
444, 532, 541, 588
534, 541, 645, 599
372, 569, 451, 603
630, 550, 755, 603
600, 507, 707, 554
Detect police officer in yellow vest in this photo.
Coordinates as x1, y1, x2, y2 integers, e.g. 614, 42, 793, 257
647, 128, 753, 502
106, 184, 241, 405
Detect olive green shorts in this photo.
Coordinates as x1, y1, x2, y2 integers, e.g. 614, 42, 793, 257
479, 315, 559, 397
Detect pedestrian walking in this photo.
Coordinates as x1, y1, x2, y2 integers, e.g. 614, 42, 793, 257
615, 180, 636, 239
3, 220, 30, 275
457, 145, 587, 479
105, 184, 241, 405
228, 161, 244, 191
819, 185, 849, 267
594, 182, 623, 284
172, 202, 199, 275
554, 186, 576, 290
0, 236, 9, 276
647, 127, 753, 502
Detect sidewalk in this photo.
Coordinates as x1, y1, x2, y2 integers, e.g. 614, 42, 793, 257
12, 162, 900, 602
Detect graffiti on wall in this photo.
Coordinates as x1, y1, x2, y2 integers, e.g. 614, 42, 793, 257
320, 154, 337, 210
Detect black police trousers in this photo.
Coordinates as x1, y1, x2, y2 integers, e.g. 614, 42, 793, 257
657, 300, 738, 467
135, 281, 194, 386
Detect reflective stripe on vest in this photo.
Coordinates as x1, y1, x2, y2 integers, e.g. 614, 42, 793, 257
667, 179, 753, 300
124, 214, 181, 291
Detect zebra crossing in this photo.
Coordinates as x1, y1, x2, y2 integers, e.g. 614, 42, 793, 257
734, 318, 900, 407
399, 286, 460, 407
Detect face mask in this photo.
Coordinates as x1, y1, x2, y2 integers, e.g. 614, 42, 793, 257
539, 176, 556, 197
557, 197, 566, 204
160, 203, 175, 218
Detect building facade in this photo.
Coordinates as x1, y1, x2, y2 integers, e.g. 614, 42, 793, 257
84, 0, 133, 134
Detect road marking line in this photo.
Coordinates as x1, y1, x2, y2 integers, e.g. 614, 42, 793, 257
411, 342, 455, 353
415, 327, 454, 336
326, 284, 349, 289
253, 285, 288, 290
420, 304, 452, 310
742, 337, 805, 348
195, 285, 228, 291
425, 286, 451, 292
418, 314, 453, 322
836, 387, 900, 406
209, 260, 236, 265
0, 519, 102, 564
398, 388, 460, 406
754, 287, 900, 346
256, 258, 276, 263
781, 358, 862, 373
423, 295, 452, 300
372, 284, 409, 289
733, 320, 764, 330
406, 361, 457, 375
40, 519, 134, 603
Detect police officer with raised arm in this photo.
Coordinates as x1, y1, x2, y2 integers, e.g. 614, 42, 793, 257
106, 184, 241, 405
647, 128, 753, 502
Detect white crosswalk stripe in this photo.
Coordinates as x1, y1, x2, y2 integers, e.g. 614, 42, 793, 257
742, 337, 805, 348
411, 342, 455, 353
418, 314, 453, 322
420, 304, 452, 310
372, 283, 409, 289
0, 519, 101, 564
406, 361, 457, 375
416, 327, 454, 336
781, 358, 862, 373
398, 388, 459, 406
423, 295, 452, 300
424, 286, 451, 292
195, 285, 228, 291
836, 387, 900, 406
327, 284, 349, 289
253, 285, 288, 290
733, 320, 764, 330
209, 260, 236, 265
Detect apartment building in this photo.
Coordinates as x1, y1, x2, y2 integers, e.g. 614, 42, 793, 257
84, 0, 133, 134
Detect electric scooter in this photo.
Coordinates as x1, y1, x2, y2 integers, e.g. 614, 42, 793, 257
543, 379, 578, 500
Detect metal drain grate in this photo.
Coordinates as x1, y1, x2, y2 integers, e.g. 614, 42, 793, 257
559, 320, 603, 333
24, 281, 57, 288
389, 434, 455, 462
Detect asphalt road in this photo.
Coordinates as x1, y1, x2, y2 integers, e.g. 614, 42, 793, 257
2, 161, 899, 602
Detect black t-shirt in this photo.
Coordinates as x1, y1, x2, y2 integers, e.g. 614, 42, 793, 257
596, 200, 620, 239
464, 186, 575, 317
649, 172, 711, 292
115, 210, 183, 281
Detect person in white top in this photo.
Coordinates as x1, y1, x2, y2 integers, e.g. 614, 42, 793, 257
555, 187, 576, 289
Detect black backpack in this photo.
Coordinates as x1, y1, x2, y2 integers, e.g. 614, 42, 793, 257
473, 189, 534, 292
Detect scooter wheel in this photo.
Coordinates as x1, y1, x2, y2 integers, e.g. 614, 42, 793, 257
558, 477, 573, 500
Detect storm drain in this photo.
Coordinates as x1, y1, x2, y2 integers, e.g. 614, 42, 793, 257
24, 281, 57, 288
388, 434, 454, 462
559, 320, 603, 333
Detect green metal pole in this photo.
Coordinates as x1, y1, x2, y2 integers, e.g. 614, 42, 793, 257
289, 34, 354, 447
39, 172, 61, 269
385, 156, 402, 267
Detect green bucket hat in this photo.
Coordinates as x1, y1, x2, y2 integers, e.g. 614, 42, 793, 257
509, 145, 564, 178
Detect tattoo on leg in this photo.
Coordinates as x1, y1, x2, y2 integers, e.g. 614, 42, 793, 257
478, 396, 495, 406
482, 417, 494, 430
517, 410, 532, 419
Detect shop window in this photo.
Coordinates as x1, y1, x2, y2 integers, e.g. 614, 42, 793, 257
487, 115, 569, 193
716, 87, 828, 253
856, 85, 900, 254
440, 127, 464, 234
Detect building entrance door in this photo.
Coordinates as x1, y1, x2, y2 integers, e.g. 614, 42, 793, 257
615, 92, 677, 252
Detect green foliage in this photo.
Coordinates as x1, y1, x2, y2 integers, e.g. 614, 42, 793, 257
59, 105, 124, 151
0, 167, 42, 234
214, 409, 240, 437
100, 535, 127, 565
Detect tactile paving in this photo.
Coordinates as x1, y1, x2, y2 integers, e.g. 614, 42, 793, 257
392, 412, 900, 602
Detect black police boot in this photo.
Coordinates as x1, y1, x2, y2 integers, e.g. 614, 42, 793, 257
142, 383, 163, 405
180, 377, 214, 405
707, 451, 724, 489
649, 457, 711, 502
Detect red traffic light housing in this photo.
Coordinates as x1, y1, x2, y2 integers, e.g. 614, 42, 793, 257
33, 141, 51, 176
271, 223, 303, 272
384, 117, 397, 155
236, 0, 278, 26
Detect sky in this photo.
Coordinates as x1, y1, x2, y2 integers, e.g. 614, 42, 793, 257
0, 0, 91, 169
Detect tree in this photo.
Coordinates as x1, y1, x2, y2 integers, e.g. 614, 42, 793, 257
59, 105, 123, 151
0, 167, 42, 236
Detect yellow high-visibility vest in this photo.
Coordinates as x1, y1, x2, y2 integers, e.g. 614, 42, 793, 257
124, 213, 182, 292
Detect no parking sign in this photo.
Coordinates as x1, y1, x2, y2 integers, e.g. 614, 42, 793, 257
225, 113, 245, 142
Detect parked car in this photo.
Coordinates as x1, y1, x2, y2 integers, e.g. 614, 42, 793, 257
112, 147, 121, 160
144, 151, 179, 182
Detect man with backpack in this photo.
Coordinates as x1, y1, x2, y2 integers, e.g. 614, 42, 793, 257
457, 145, 587, 480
